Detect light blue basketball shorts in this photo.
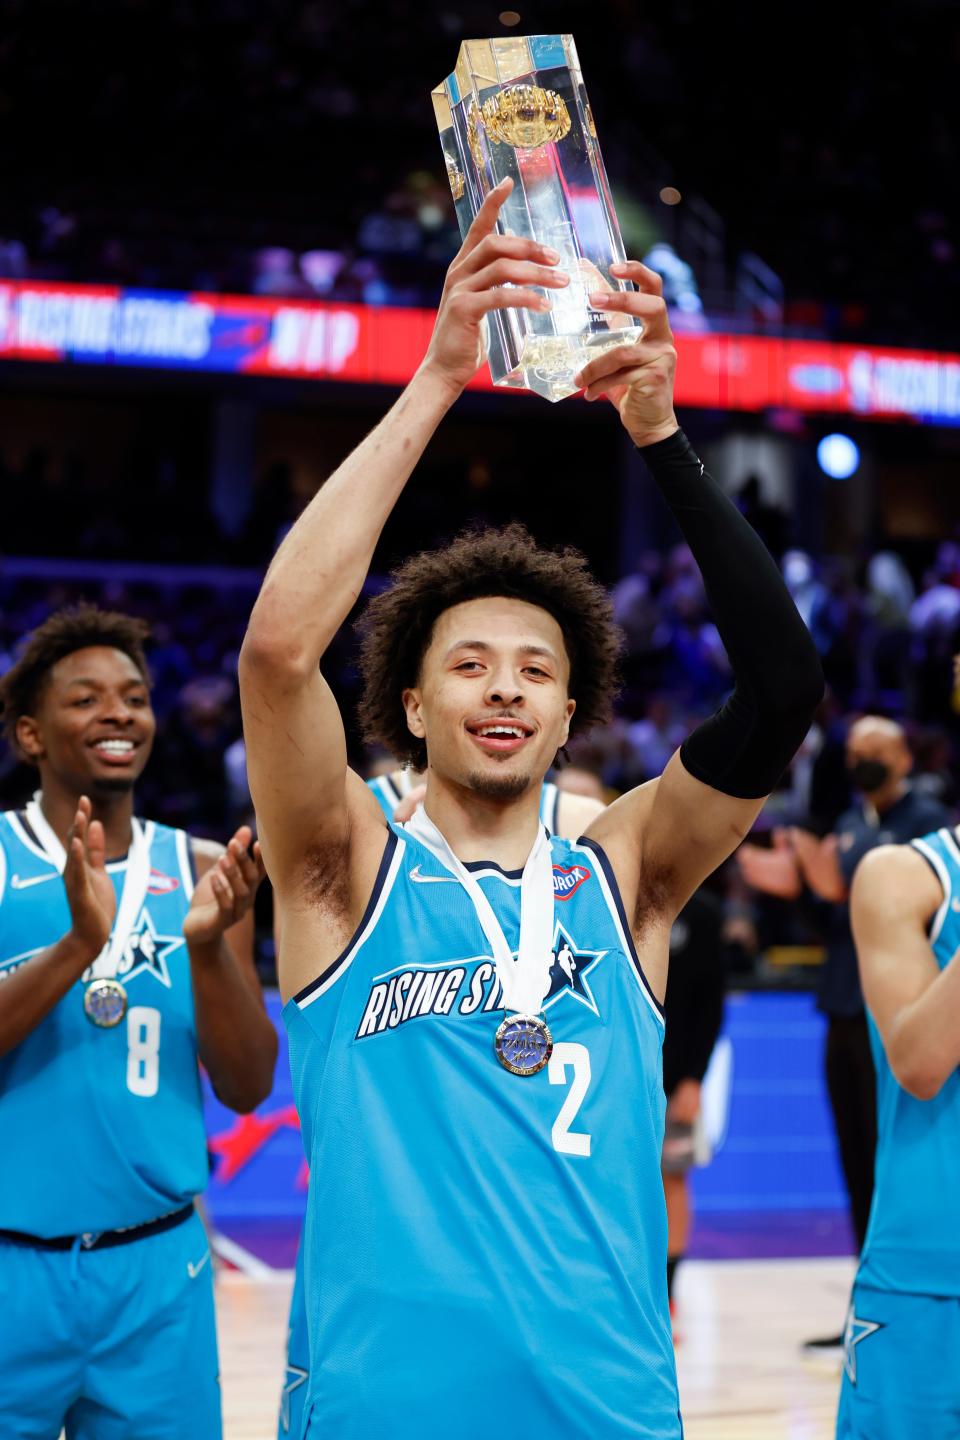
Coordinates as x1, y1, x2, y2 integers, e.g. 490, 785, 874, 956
0, 1207, 221, 1440
278, 1235, 309, 1440
836, 1281, 960, 1440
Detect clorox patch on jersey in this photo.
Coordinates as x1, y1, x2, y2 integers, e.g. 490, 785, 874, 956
148, 869, 181, 895
552, 863, 590, 900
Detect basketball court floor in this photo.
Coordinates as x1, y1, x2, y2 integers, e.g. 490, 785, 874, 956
216, 1254, 854, 1439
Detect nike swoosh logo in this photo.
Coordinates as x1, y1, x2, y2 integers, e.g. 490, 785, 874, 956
187, 1250, 211, 1279
9, 872, 58, 890
409, 865, 459, 884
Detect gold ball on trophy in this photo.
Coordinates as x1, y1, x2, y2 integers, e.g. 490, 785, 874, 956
481, 84, 572, 149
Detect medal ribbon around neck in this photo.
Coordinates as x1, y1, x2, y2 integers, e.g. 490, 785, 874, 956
25, 793, 152, 982
404, 806, 555, 1015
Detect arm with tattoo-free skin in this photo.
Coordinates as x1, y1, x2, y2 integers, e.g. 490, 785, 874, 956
240, 178, 579, 999
852, 844, 960, 1100
185, 826, 276, 1113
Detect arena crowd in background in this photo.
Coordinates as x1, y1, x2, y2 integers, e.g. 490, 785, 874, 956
0, 0, 954, 345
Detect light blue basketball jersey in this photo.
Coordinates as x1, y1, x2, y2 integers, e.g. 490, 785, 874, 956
858, 826, 960, 1296
0, 809, 209, 1236
369, 772, 561, 831
284, 824, 681, 1439
280, 773, 564, 1439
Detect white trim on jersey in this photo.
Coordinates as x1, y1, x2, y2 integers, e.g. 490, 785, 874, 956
463, 866, 523, 887
0, 945, 45, 969
570, 840, 665, 1029
0, 830, 7, 907
6, 810, 57, 869
175, 828, 196, 902
8, 810, 158, 875
911, 833, 952, 947
941, 826, 960, 874
373, 952, 489, 984
298, 835, 407, 1009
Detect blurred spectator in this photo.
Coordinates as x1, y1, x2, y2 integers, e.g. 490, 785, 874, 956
909, 567, 960, 634
555, 764, 605, 803
782, 550, 834, 653
643, 242, 707, 333
862, 551, 914, 701
627, 694, 687, 783
149, 676, 239, 838
252, 248, 314, 298
0, 1, 951, 344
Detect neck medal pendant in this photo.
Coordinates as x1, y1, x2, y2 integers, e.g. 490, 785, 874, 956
83, 978, 128, 1028
494, 1013, 553, 1076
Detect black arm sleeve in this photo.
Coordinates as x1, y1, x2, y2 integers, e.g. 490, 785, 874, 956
638, 429, 824, 799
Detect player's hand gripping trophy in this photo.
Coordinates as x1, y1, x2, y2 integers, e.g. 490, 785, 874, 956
433, 34, 644, 402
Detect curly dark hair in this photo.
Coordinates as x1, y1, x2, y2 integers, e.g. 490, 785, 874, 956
357, 524, 621, 771
0, 604, 151, 756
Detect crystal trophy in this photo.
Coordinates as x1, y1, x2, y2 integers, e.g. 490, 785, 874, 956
432, 35, 642, 403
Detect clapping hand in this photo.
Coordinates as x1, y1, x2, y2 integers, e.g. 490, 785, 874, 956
736, 829, 802, 900
64, 796, 116, 958
183, 826, 266, 947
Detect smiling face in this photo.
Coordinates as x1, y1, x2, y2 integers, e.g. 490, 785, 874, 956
16, 645, 156, 796
402, 597, 576, 801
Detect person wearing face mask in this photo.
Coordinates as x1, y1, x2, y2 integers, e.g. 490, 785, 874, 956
738, 715, 951, 1358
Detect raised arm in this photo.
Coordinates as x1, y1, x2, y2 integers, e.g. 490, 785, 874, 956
239, 181, 569, 976
238, 368, 449, 885
579, 268, 823, 919
851, 844, 960, 1100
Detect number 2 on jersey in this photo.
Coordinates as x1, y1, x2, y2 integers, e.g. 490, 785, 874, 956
549, 1042, 591, 1156
127, 1005, 161, 1097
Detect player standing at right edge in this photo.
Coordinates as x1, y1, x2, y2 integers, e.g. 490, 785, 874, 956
242, 178, 822, 1438
838, 824, 960, 1437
